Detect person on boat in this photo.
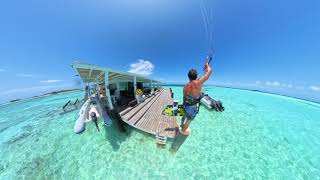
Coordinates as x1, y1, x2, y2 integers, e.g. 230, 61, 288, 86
181, 59, 212, 134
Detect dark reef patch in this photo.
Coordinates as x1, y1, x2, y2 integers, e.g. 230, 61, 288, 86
17, 157, 48, 178
0, 163, 4, 174
5, 131, 32, 145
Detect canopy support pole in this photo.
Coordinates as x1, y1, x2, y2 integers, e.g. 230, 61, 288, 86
150, 80, 154, 94
116, 81, 120, 99
134, 76, 138, 102
105, 71, 114, 110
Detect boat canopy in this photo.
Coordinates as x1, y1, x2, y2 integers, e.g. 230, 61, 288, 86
71, 63, 161, 84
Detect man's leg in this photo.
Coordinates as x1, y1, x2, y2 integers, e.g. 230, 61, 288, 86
181, 116, 186, 127
181, 120, 191, 133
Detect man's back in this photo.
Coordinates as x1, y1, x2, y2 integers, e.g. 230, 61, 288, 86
183, 61, 212, 98
184, 81, 202, 97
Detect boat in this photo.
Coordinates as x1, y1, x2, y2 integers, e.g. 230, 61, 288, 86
73, 85, 112, 134
68, 63, 194, 152
70, 63, 162, 134
74, 98, 90, 133
200, 93, 224, 112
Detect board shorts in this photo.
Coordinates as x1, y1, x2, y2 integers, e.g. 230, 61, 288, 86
183, 105, 198, 120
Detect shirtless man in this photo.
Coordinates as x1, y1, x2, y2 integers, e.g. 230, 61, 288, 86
181, 60, 212, 134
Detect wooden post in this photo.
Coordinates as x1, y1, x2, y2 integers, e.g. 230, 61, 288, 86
170, 129, 190, 153
105, 71, 114, 110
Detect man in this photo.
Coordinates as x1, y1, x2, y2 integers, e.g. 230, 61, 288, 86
181, 60, 212, 134
169, 88, 174, 98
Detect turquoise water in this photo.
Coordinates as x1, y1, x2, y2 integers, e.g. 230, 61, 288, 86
0, 86, 320, 179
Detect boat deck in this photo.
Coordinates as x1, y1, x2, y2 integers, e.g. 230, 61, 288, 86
119, 89, 179, 138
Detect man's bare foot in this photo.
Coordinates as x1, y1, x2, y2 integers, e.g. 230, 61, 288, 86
180, 128, 190, 135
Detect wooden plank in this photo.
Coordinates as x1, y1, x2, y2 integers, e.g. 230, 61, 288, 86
119, 107, 132, 116
135, 90, 178, 138
137, 93, 164, 130
120, 92, 159, 121
119, 90, 162, 121
119, 89, 178, 138
129, 92, 162, 125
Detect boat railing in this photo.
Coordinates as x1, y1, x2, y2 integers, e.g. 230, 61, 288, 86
63, 98, 83, 112
74, 99, 79, 106
63, 100, 71, 111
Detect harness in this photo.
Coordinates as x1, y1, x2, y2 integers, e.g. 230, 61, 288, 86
183, 95, 203, 113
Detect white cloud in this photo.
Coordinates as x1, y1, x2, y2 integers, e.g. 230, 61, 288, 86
16, 73, 33, 77
280, 83, 293, 88
310, 86, 320, 92
261, 81, 294, 88
40, 80, 63, 83
0, 68, 7, 72
128, 59, 154, 76
273, 81, 280, 86
265, 81, 280, 86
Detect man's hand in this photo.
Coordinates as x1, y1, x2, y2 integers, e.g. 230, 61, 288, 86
198, 58, 212, 84
203, 59, 210, 71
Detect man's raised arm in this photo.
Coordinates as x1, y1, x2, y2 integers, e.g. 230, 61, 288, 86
198, 60, 212, 85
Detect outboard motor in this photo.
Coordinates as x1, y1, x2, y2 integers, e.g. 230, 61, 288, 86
90, 112, 100, 132
217, 101, 224, 112
210, 101, 218, 111
210, 100, 225, 112
200, 92, 225, 112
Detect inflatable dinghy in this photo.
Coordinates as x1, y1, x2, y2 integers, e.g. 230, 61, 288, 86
91, 95, 112, 126
74, 99, 91, 134
74, 95, 112, 134
200, 93, 224, 112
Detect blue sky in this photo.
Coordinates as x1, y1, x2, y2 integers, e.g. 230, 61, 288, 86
0, 0, 319, 103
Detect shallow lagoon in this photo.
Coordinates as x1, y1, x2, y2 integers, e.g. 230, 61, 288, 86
0, 86, 319, 179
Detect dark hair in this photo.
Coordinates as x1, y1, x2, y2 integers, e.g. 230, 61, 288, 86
188, 69, 198, 80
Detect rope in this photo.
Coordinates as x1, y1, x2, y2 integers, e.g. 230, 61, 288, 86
200, 0, 209, 40
199, 0, 215, 64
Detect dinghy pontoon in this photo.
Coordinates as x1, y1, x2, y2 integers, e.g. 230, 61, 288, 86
200, 92, 224, 112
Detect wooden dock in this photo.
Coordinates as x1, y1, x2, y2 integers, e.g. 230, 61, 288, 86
119, 89, 179, 138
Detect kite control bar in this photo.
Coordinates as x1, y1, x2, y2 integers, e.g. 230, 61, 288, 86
208, 49, 213, 65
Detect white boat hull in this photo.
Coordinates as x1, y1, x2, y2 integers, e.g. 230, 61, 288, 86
200, 94, 224, 112
200, 97, 213, 109
74, 99, 90, 134
91, 95, 112, 126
